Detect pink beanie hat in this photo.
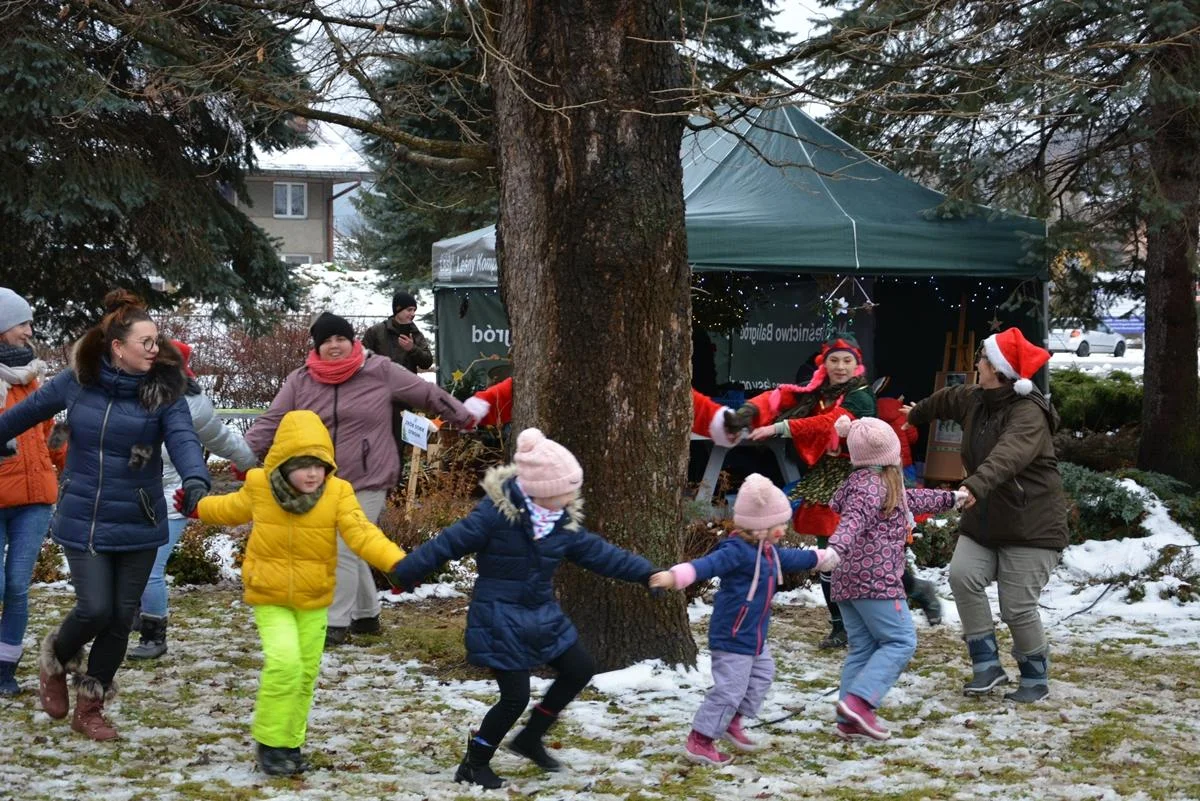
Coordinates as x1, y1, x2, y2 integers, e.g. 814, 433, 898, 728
513, 428, 583, 497
733, 473, 792, 531
835, 416, 901, 467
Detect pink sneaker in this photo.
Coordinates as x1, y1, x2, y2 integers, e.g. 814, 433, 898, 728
722, 714, 763, 752
684, 729, 734, 765
836, 695, 891, 741
834, 720, 872, 742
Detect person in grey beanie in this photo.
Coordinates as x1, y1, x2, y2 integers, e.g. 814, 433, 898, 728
0, 288, 66, 697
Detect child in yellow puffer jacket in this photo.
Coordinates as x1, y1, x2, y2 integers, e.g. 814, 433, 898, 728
179, 409, 406, 777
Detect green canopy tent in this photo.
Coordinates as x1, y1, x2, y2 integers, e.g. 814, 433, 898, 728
433, 104, 1046, 393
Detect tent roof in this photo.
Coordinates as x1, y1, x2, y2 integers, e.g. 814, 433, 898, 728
433, 105, 1045, 286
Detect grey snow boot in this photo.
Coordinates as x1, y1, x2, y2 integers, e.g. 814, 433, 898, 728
1004, 649, 1050, 703
127, 615, 168, 660
963, 633, 1010, 696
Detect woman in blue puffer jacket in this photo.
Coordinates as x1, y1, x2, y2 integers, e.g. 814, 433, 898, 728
390, 428, 658, 790
0, 290, 209, 741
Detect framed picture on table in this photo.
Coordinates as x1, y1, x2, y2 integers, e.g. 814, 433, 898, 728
923, 370, 977, 483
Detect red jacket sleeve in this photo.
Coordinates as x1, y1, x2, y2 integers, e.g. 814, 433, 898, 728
690, 389, 737, 446
472, 377, 514, 426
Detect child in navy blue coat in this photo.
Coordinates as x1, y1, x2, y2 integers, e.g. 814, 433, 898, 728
651, 474, 839, 765
390, 428, 658, 789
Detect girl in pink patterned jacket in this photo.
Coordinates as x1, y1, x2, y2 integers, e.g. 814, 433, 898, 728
826, 416, 965, 742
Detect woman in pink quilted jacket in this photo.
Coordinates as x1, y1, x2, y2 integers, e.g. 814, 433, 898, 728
825, 416, 965, 742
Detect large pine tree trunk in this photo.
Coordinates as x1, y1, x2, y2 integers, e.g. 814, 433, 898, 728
1138, 41, 1200, 485
490, 1, 697, 670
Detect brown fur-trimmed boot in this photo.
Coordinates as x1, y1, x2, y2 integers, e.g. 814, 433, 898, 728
38, 629, 83, 720
71, 676, 118, 741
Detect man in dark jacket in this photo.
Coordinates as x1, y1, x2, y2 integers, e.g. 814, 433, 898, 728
362, 290, 433, 374
362, 290, 434, 467
904, 327, 1067, 704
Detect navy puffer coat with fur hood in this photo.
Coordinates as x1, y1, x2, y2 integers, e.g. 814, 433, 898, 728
0, 330, 209, 553
390, 465, 656, 670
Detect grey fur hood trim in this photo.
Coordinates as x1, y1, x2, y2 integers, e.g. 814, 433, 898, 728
481, 464, 583, 532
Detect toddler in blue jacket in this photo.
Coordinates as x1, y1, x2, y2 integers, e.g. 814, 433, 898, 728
651, 474, 839, 765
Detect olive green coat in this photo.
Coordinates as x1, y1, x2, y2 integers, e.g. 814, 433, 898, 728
908, 384, 1068, 551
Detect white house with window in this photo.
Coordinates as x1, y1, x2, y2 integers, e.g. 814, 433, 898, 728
243, 122, 374, 264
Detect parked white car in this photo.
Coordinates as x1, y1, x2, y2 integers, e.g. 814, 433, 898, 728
1048, 319, 1127, 357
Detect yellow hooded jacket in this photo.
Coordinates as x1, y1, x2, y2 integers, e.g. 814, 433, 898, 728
195, 409, 406, 610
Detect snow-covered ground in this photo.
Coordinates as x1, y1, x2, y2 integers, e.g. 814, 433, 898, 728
3, 481, 1198, 800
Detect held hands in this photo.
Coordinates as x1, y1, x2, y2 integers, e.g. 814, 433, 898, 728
649, 571, 676, 591
748, 425, 776, 442
231, 465, 249, 482
813, 548, 840, 572
955, 487, 976, 509
172, 487, 197, 518
898, 403, 915, 430
175, 478, 208, 518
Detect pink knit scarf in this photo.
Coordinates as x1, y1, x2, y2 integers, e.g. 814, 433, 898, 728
305, 340, 366, 385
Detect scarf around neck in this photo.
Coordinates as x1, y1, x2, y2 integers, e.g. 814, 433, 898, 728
0, 343, 35, 369
305, 340, 366, 385
269, 466, 326, 514
0, 348, 46, 410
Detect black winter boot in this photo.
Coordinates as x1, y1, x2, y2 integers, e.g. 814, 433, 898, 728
963, 633, 1010, 695
818, 574, 847, 649
908, 578, 943, 626
286, 747, 312, 773
324, 626, 350, 648
454, 734, 504, 789
0, 660, 20, 695
1004, 649, 1049, 703
127, 615, 168, 660
256, 742, 299, 776
508, 706, 564, 772
349, 615, 381, 635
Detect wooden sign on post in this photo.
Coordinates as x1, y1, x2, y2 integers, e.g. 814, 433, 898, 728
401, 412, 434, 512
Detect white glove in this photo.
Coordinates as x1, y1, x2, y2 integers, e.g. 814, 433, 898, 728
462, 396, 491, 424
953, 489, 971, 509
814, 548, 840, 572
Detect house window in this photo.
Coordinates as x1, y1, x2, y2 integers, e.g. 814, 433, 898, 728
273, 183, 307, 218
281, 254, 312, 266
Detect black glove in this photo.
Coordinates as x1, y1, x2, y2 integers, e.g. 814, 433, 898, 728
386, 562, 420, 594
0, 439, 16, 459
722, 404, 756, 434
179, 478, 208, 517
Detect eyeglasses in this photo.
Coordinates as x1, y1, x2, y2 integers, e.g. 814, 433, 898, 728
126, 336, 159, 353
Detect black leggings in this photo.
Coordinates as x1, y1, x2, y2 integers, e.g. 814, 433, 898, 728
476, 642, 596, 746
58, 546, 157, 687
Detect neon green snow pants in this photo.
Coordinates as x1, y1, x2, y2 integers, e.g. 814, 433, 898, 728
251, 605, 327, 748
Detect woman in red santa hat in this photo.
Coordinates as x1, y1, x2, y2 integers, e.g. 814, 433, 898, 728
901, 327, 1067, 703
